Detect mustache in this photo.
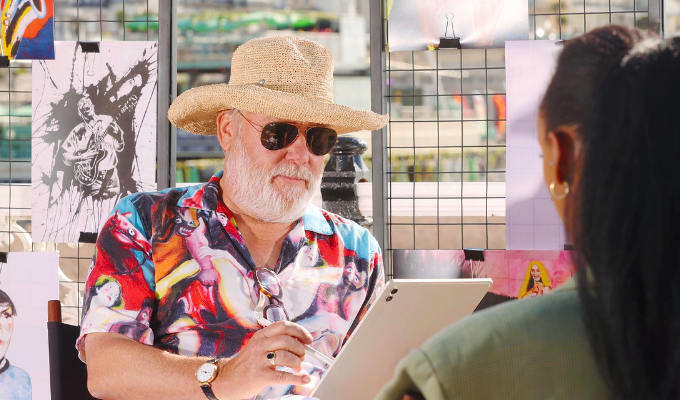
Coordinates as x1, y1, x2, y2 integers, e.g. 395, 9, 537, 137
269, 162, 315, 183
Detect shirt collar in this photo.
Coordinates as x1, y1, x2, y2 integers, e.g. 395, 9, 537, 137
176, 171, 334, 236
0, 358, 8, 375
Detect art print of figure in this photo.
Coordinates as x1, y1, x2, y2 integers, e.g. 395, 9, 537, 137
0, 253, 58, 400
0, 289, 31, 400
31, 41, 157, 242
518, 260, 553, 299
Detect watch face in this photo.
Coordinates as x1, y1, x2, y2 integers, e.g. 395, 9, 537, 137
196, 362, 218, 384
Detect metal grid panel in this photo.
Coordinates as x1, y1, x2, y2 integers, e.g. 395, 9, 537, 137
0, 0, 160, 325
382, 0, 651, 276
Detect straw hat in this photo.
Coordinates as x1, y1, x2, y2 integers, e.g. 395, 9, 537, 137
168, 36, 388, 135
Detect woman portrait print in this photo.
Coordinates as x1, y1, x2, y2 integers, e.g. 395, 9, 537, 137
0, 289, 31, 400
518, 261, 552, 299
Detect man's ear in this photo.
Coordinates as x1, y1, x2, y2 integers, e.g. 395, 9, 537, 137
546, 124, 580, 184
215, 110, 236, 153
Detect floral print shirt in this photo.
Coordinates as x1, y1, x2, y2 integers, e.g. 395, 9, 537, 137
77, 171, 385, 398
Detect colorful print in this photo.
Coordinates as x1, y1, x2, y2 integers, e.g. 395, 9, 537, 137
0, 0, 54, 61
518, 260, 552, 299
77, 171, 385, 398
393, 249, 575, 310
0, 253, 58, 400
0, 361, 31, 400
1, 296, 31, 400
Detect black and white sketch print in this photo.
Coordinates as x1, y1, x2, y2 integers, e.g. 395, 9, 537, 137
32, 41, 157, 243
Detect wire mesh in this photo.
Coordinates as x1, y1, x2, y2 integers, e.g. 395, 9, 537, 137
0, 0, 159, 325
383, 0, 649, 277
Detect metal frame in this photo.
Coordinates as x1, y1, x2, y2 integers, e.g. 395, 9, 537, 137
649, 0, 664, 33
370, 0, 388, 269
157, 1, 177, 189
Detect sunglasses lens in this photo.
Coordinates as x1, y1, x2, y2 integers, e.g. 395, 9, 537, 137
261, 123, 298, 151
265, 304, 288, 322
255, 268, 282, 298
306, 127, 337, 156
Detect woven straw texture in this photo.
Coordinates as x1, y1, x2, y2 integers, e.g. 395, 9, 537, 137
168, 36, 388, 135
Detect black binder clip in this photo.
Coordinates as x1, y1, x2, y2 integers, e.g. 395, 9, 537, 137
463, 248, 485, 261
0, 56, 9, 68
439, 13, 461, 49
463, 248, 485, 278
79, 41, 100, 53
0, 252, 7, 263
78, 232, 98, 244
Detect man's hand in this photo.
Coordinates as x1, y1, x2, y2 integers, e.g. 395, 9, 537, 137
215, 320, 314, 400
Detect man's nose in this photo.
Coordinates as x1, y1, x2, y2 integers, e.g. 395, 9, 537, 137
283, 130, 311, 164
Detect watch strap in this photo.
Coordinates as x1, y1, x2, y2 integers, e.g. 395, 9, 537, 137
200, 383, 219, 400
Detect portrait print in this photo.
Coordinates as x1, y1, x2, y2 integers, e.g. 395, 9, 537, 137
0, 252, 59, 400
31, 41, 157, 243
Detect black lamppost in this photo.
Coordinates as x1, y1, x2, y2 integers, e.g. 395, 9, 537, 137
321, 136, 372, 228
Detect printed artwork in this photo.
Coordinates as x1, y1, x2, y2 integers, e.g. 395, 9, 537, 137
393, 249, 575, 310
32, 41, 158, 243
386, 0, 529, 51
0, 0, 55, 61
0, 252, 59, 400
505, 40, 565, 249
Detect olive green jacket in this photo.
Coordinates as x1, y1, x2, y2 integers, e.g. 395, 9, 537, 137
376, 280, 610, 400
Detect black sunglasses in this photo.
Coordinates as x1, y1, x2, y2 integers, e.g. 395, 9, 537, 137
238, 111, 338, 156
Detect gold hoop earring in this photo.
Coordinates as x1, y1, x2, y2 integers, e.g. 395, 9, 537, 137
549, 181, 569, 200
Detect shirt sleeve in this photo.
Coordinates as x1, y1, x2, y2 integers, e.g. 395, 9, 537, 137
76, 195, 155, 360
374, 347, 445, 400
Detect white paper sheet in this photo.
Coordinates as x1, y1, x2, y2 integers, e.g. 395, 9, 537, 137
0, 252, 59, 400
387, 0, 529, 51
505, 40, 566, 250
32, 41, 158, 243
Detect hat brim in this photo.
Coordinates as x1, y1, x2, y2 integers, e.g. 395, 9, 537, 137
168, 83, 388, 135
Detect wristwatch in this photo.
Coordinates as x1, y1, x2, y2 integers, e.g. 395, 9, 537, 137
196, 358, 220, 400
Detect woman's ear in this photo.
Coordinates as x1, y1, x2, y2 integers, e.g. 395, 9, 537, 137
215, 110, 236, 153
546, 124, 580, 184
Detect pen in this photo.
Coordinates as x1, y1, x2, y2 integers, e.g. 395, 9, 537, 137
257, 317, 335, 367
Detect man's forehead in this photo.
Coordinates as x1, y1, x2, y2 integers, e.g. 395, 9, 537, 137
0, 303, 12, 314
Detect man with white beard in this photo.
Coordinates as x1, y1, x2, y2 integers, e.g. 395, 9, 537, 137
77, 36, 388, 400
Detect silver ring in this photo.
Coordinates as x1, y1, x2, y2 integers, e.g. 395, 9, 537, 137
266, 351, 276, 367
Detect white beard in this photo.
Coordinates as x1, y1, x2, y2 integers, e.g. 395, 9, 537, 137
223, 135, 322, 223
